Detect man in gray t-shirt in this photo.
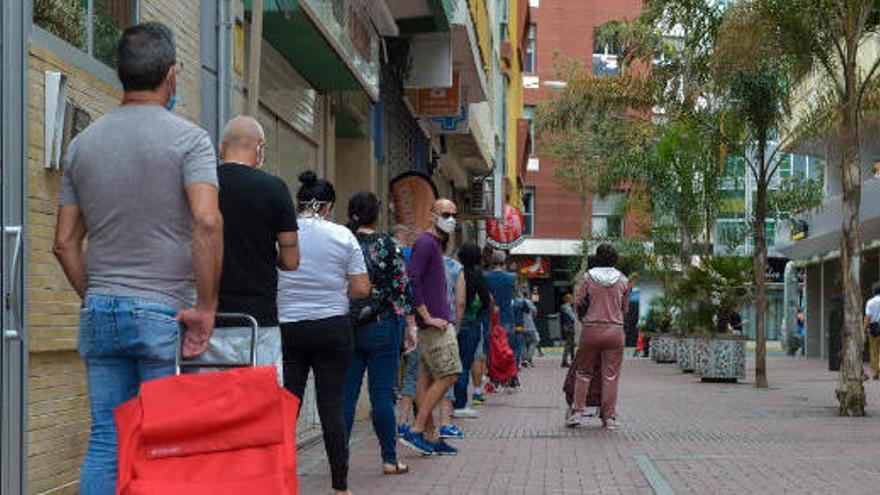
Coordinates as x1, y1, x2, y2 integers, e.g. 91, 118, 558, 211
52, 22, 222, 494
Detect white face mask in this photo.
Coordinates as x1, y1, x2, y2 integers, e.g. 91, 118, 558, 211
435, 215, 457, 234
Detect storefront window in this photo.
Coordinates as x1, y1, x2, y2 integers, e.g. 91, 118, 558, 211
33, 0, 136, 68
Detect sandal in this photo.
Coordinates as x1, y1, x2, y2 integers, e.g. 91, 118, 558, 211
383, 462, 410, 475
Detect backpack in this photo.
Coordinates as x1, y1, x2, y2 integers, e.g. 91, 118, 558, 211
349, 234, 389, 328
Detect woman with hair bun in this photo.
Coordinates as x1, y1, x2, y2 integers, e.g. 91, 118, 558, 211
341, 191, 416, 476
277, 171, 371, 495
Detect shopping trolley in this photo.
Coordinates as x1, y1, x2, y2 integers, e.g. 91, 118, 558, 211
115, 313, 299, 494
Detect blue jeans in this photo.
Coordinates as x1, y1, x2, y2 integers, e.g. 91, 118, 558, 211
78, 294, 180, 495
507, 326, 523, 369
342, 316, 401, 465
453, 320, 481, 409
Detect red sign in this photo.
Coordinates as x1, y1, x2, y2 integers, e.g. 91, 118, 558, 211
418, 72, 460, 116
519, 257, 551, 279
487, 204, 525, 250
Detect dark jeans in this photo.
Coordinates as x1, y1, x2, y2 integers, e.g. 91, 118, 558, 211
281, 315, 353, 491
509, 327, 523, 368
342, 315, 401, 465
453, 320, 482, 409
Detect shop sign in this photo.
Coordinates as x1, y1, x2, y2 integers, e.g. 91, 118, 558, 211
390, 172, 440, 234
429, 103, 469, 134
518, 256, 550, 278
418, 72, 461, 116
487, 204, 525, 250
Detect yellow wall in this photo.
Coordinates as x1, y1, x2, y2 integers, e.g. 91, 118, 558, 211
469, 0, 492, 75
506, 0, 524, 209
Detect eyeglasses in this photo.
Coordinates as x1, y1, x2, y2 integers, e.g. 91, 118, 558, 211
438, 212, 458, 219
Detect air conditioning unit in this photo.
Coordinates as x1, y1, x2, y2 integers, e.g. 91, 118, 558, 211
469, 178, 490, 214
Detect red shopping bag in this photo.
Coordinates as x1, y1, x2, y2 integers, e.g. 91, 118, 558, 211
115, 366, 298, 495
488, 314, 517, 383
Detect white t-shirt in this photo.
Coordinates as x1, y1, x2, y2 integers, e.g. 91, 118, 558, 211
866, 295, 880, 324
277, 217, 367, 323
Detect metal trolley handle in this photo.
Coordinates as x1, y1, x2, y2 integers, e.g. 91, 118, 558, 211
175, 312, 259, 375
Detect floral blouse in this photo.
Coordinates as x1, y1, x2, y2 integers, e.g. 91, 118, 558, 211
356, 232, 414, 317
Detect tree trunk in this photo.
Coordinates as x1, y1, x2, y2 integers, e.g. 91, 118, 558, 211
754, 138, 768, 389
836, 96, 866, 416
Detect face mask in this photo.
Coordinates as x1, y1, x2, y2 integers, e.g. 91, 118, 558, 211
166, 93, 179, 112
435, 215, 456, 234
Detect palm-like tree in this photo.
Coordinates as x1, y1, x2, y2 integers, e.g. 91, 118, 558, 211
759, 0, 880, 416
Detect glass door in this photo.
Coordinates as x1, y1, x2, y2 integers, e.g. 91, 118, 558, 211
1, 2, 28, 493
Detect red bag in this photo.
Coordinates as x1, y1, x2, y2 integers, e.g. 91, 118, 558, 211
115, 366, 299, 494
488, 314, 517, 383
636, 333, 646, 352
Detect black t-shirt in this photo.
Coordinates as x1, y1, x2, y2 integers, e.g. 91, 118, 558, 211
217, 163, 298, 326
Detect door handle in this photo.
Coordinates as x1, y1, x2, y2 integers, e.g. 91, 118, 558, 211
4, 225, 22, 340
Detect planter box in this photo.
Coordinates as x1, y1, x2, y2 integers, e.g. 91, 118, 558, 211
694, 337, 711, 375
676, 337, 697, 372
694, 336, 747, 382
650, 334, 677, 363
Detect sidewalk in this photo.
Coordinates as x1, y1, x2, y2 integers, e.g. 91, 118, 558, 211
297, 355, 880, 494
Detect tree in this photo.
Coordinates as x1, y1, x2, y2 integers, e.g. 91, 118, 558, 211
760, 0, 880, 415
712, 0, 792, 389
536, 62, 654, 239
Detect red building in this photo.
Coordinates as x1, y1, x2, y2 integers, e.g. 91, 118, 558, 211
518, 0, 644, 247
511, 0, 648, 342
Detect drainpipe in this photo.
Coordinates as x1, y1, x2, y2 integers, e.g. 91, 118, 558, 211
783, 260, 797, 354
218, 0, 229, 130
247, 0, 264, 115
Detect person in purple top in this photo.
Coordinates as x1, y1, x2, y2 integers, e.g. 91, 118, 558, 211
398, 199, 463, 457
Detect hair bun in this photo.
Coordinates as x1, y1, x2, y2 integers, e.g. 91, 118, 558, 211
299, 170, 318, 186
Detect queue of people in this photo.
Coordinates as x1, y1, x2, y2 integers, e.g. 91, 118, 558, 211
51, 20, 631, 495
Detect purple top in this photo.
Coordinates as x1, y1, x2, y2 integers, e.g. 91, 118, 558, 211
409, 231, 450, 326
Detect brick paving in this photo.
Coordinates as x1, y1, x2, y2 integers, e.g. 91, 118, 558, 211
297, 355, 880, 494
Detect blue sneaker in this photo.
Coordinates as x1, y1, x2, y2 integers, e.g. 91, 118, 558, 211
399, 431, 434, 456
439, 424, 464, 439
431, 439, 459, 456
397, 423, 410, 436
472, 393, 485, 405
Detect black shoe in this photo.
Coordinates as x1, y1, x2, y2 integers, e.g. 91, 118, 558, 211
561, 362, 570, 368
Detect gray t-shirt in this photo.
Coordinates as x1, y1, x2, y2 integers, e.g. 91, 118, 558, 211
59, 104, 218, 309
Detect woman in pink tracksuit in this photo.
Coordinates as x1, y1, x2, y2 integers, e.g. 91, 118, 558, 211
567, 244, 630, 430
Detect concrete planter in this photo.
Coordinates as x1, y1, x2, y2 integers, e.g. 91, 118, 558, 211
694, 336, 747, 382
650, 334, 677, 363
676, 336, 697, 372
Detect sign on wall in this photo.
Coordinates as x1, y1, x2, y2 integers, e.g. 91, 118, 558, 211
417, 72, 460, 116
390, 172, 440, 235
487, 203, 525, 250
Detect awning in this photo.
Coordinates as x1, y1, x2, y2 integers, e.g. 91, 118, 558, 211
510, 238, 582, 257
777, 177, 880, 260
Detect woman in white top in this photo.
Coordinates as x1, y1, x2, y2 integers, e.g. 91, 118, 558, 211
277, 171, 370, 495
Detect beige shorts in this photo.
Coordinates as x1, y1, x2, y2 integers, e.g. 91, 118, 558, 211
418, 324, 462, 379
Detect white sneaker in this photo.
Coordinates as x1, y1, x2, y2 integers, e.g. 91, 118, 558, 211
452, 407, 480, 418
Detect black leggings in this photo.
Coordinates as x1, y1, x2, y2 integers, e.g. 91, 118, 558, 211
281, 315, 353, 491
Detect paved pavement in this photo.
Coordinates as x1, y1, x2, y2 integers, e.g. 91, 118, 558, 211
297, 354, 880, 494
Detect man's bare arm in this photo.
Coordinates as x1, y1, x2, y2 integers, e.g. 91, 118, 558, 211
53, 205, 88, 299
179, 183, 223, 357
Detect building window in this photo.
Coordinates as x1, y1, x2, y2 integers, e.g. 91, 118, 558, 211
523, 105, 535, 153
523, 187, 535, 235
499, 0, 509, 42
525, 23, 537, 73
591, 193, 623, 238
592, 28, 620, 76
34, 0, 137, 68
